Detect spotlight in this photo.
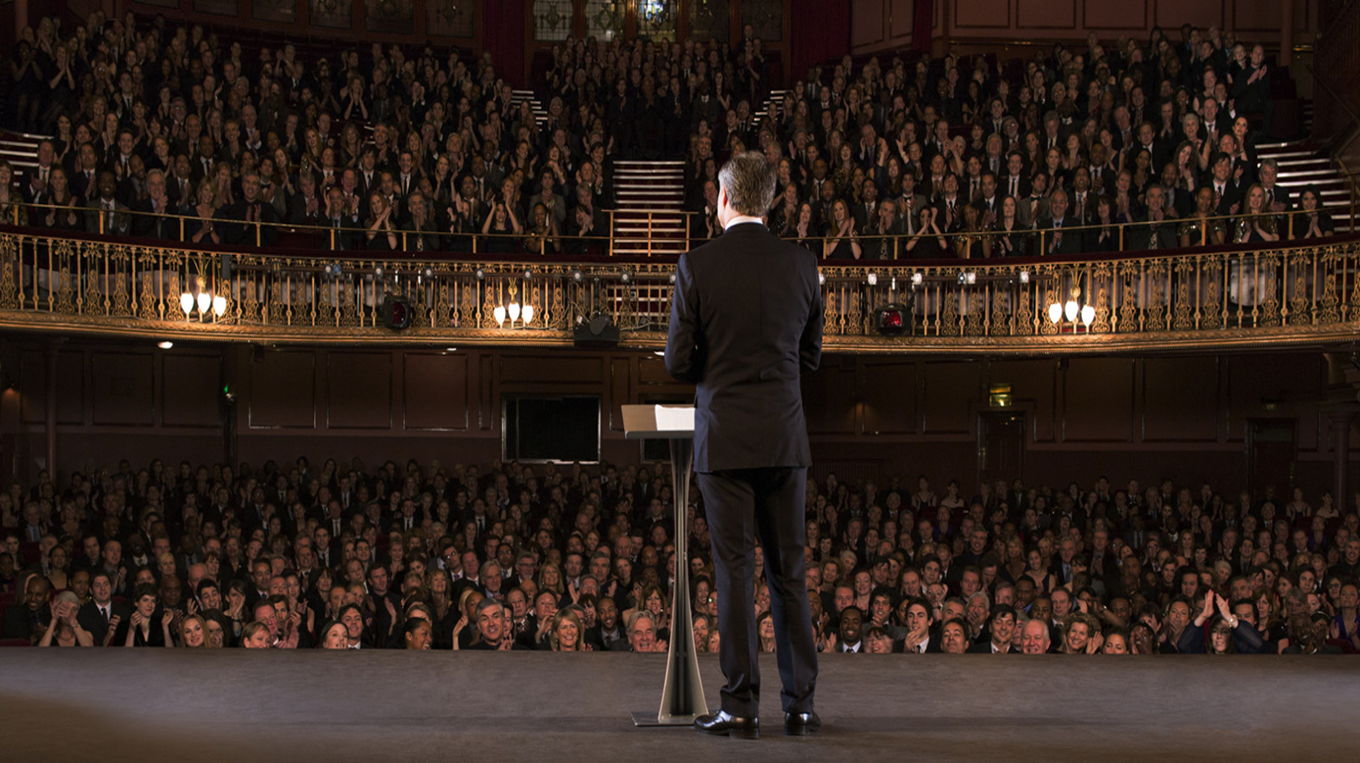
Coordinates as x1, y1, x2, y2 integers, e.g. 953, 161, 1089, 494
381, 295, 412, 330
620, 271, 632, 284
522, 269, 532, 279
573, 312, 619, 347
867, 272, 878, 286
475, 268, 485, 280
573, 270, 583, 282
423, 266, 434, 279
874, 303, 910, 336
374, 265, 385, 278
964, 272, 976, 285
911, 271, 923, 286
668, 272, 676, 284
1019, 270, 1030, 284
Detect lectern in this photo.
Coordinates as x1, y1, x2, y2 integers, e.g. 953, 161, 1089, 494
621, 404, 709, 727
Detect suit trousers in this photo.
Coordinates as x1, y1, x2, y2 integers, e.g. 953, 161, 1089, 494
697, 467, 817, 717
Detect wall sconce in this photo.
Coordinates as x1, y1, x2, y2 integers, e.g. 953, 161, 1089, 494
180, 277, 229, 322
1047, 288, 1094, 332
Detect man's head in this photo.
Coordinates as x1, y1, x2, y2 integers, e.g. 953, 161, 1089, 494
716, 151, 776, 227
628, 610, 659, 652
1021, 619, 1051, 654
476, 598, 507, 645
940, 618, 968, 654
838, 606, 864, 645
990, 605, 1017, 646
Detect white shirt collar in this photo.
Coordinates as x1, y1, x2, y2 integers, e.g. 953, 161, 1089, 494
723, 214, 764, 230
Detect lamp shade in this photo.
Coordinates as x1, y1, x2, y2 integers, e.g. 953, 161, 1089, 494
180, 292, 195, 315
508, 302, 521, 321
1064, 299, 1079, 322
212, 295, 227, 317
1047, 302, 1063, 323
522, 304, 535, 324
493, 305, 507, 327
1080, 304, 1095, 326
196, 291, 211, 314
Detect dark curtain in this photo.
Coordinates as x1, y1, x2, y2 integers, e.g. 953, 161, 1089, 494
482, 0, 527, 88
788, 0, 850, 82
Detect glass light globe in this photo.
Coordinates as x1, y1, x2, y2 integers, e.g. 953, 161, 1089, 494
180, 292, 195, 315
493, 306, 507, 327
508, 302, 521, 321
212, 295, 227, 317
522, 304, 535, 324
196, 291, 211, 314
1064, 299, 1079, 322
1081, 304, 1095, 326
1047, 302, 1063, 323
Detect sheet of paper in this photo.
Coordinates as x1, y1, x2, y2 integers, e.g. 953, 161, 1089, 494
654, 405, 695, 431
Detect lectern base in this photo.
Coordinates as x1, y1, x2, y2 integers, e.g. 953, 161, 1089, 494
630, 711, 701, 727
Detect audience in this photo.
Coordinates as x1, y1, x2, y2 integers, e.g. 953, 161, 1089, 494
4, 13, 1339, 260
1, 456, 1357, 656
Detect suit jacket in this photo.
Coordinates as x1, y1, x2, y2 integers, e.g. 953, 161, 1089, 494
1038, 216, 1084, 255
665, 221, 823, 472
78, 599, 132, 645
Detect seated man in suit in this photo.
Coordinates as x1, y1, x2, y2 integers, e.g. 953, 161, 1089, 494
131, 169, 179, 240
1204, 152, 1243, 217
1128, 184, 1178, 250
1038, 189, 1083, 255
4, 573, 52, 642
322, 185, 363, 251
77, 570, 133, 646
217, 171, 279, 246
82, 171, 131, 235
968, 605, 1019, 653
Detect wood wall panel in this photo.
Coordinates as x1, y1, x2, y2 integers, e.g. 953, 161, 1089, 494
91, 352, 154, 427
19, 350, 84, 426
499, 355, 602, 387
803, 357, 857, 434
249, 350, 317, 429
1017, 0, 1076, 29
607, 357, 632, 432
402, 353, 469, 431
860, 360, 919, 435
852, 0, 887, 46
1231, 0, 1277, 32
955, 0, 1010, 28
889, 0, 915, 36
1141, 356, 1218, 441
326, 352, 392, 429
1225, 354, 1323, 442
1063, 358, 1134, 441
1084, 0, 1147, 30
1156, 0, 1227, 30
161, 354, 222, 428
921, 361, 979, 434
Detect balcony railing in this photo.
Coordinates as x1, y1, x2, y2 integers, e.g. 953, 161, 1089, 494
0, 224, 1357, 354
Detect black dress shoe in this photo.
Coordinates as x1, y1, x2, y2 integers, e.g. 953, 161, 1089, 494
784, 711, 821, 735
694, 710, 759, 739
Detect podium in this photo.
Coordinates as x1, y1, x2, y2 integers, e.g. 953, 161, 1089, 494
621, 404, 709, 727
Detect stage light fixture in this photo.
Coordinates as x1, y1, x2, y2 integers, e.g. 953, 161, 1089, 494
381, 295, 412, 330
874, 303, 910, 336
574, 312, 619, 347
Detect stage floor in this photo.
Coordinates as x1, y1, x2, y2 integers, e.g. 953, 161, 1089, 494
2, 651, 1356, 761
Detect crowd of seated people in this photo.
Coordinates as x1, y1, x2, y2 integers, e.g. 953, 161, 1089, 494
627, 27, 1330, 256
4, 14, 1344, 264
4, 11, 613, 255
2, 455, 1357, 656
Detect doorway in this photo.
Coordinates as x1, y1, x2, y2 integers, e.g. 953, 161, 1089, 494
978, 411, 1026, 488
1248, 419, 1296, 498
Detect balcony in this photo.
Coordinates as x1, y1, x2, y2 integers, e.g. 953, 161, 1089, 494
1, 208, 1358, 354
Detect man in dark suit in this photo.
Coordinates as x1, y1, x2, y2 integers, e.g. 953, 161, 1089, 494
1038, 190, 1083, 255
77, 570, 132, 645
666, 152, 822, 739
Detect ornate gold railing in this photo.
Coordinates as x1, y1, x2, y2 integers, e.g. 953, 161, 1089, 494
1, 227, 1357, 353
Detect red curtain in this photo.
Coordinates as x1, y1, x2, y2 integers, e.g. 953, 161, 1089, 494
482, 0, 527, 88
788, 0, 851, 83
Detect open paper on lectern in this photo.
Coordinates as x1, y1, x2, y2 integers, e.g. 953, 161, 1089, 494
653, 405, 695, 431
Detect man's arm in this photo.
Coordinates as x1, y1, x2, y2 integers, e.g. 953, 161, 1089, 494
664, 253, 703, 383
800, 254, 824, 372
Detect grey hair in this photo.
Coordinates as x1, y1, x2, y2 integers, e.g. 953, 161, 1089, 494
718, 151, 777, 217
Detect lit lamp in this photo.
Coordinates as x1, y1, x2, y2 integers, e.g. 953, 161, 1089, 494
196, 291, 211, 314
522, 305, 534, 324
1047, 302, 1063, 324
1080, 304, 1095, 327
508, 302, 521, 322
212, 295, 228, 318
493, 305, 507, 327
1064, 298, 1079, 322
180, 292, 195, 317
